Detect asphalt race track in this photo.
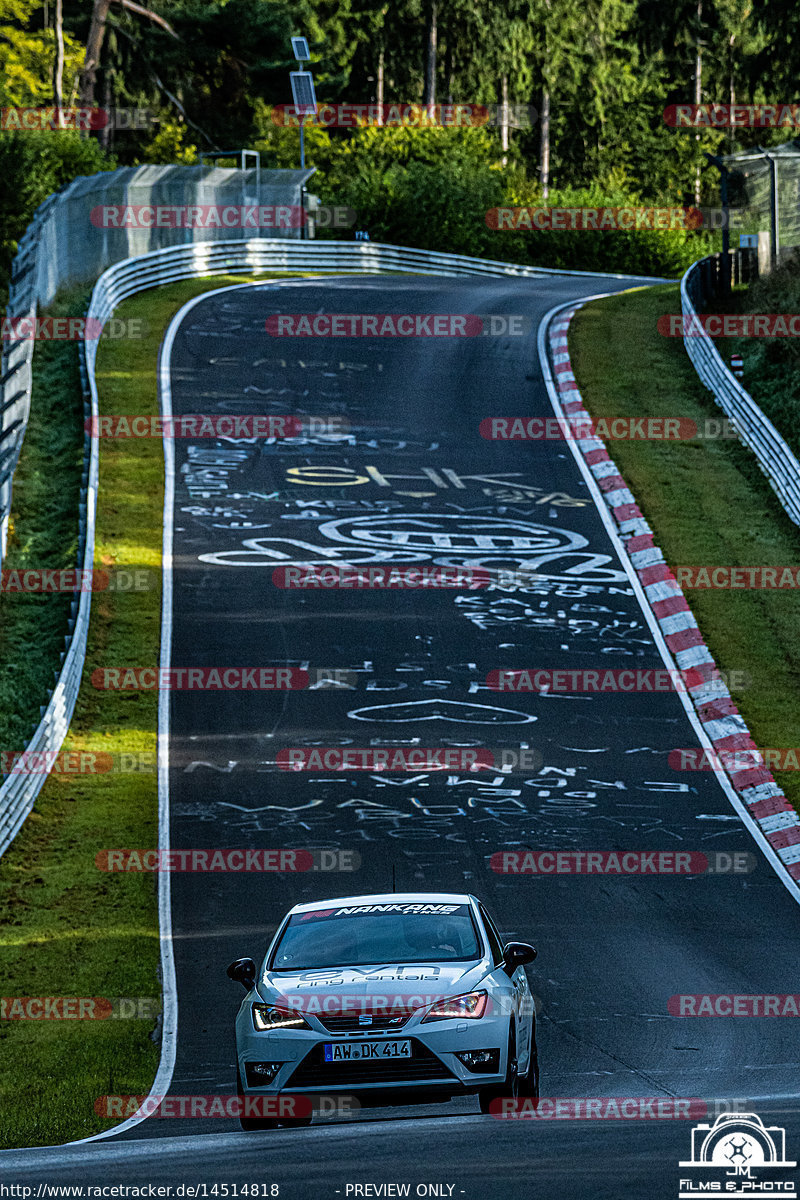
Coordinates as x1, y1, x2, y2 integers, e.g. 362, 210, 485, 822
6, 273, 800, 1196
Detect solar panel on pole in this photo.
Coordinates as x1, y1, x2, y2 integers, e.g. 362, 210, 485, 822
290, 71, 317, 115
291, 37, 310, 61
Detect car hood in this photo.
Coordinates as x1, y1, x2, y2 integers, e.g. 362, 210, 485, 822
258, 961, 490, 1008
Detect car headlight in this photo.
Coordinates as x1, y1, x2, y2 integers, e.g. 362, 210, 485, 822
421, 991, 488, 1022
252, 1004, 312, 1032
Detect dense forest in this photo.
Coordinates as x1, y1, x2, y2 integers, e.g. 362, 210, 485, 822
1, 0, 799, 281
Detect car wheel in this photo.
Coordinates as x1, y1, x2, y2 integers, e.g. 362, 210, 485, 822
518, 1045, 539, 1099
278, 1112, 314, 1128
236, 1065, 280, 1131
479, 1024, 518, 1114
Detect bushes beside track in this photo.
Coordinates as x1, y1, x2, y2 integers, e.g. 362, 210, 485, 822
256, 124, 721, 277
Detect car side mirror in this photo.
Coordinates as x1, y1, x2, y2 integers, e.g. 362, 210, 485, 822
503, 941, 537, 972
227, 957, 257, 990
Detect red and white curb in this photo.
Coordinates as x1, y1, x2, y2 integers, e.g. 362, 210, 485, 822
547, 306, 800, 884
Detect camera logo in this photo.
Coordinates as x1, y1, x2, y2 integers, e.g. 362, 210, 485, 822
679, 1112, 796, 1197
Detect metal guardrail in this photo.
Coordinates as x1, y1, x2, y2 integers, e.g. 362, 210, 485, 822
80, 234, 644, 296
0, 274, 35, 560
681, 255, 800, 528
0, 234, 656, 860
0, 337, 98, 859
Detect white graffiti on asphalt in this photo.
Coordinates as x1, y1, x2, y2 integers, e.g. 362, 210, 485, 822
197, 513, 626, 579
346, 699, 537, 724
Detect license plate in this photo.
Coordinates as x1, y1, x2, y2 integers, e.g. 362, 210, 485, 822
324, 1039, 412, 1063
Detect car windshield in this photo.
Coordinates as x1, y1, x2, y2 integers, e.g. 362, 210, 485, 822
269, 902, 482, 970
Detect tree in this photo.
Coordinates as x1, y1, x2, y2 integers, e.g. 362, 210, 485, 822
79, 0, 178, 108
53, 0, 64, 108
79, 0, 111, 106
0, 0, 82, 105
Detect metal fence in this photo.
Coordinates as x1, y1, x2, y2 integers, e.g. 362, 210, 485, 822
722, 141, 800, 261
681, 253, 800, 527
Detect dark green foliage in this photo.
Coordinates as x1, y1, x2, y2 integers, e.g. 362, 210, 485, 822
0, 132, 111, 312
0, 0, 798, 286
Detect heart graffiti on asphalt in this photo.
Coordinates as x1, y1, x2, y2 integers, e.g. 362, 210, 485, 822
346, 699, 537, 724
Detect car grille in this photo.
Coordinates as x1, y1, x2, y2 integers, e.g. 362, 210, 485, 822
316, 1007, 414, 1034
287, 1039, 456, 1088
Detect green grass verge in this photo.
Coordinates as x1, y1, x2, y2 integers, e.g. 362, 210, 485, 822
0, 271, 308, 1148
569, 283, 800, 812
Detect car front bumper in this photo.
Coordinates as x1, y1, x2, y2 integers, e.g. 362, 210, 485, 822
234, 1007, 511, 1097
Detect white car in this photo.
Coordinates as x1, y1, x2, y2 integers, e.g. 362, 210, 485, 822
227, 891, 538, 1130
